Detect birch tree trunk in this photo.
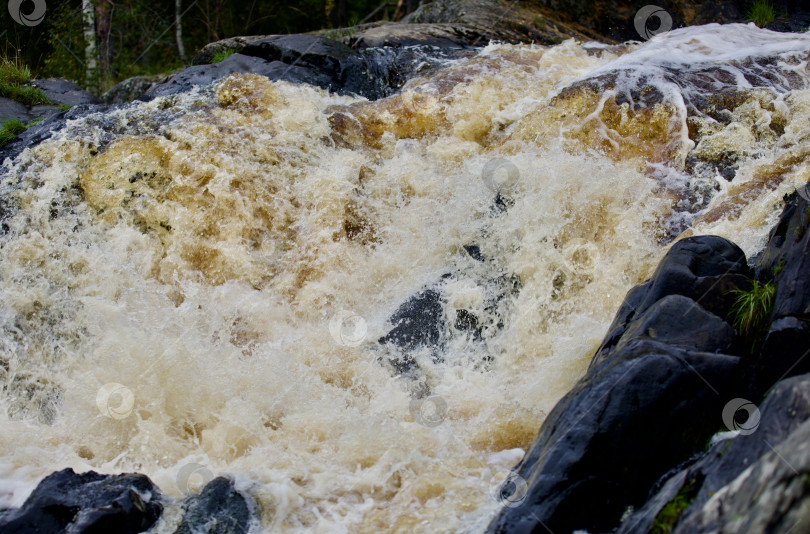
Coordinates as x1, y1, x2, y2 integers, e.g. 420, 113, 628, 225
175, 0, 187, 64
82, 0, 98, 92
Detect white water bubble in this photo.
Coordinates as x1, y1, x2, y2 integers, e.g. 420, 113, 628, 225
176, 463, 214, 495
96, 383, 135, 420
482, 158, 520, 195
329, 310, 368, 347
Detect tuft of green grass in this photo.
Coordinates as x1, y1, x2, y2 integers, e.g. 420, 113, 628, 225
747, 0, 776, 28
730, 280, 775, 339
0, 118, 28, 147
211, 48, 236, 63
0, 57, 32, 86
0, 57, 51, 106
650, 476, 702, 534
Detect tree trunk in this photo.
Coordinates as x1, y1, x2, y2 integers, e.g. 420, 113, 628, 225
95, 0, 113, 79
175, 0, 187, 64
82, 0, 97, 92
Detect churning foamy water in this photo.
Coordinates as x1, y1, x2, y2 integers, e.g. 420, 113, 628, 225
1, 23, 809, 533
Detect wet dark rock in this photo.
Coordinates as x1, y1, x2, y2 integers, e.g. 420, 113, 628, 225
0, 468, 162, 534
593, 235, 750, 366
603, 294, 736, 362
173, 477, 252, 534
102, 75, 170, 104
0, 104, 105, 165
27, 78, 101, 107
380, 287, 446, 362
672, 417, 810, 533
187, 33, 468, 100
399, 0, 605, 46
618, 372, 810, 533
144, 53, 327, 99
747, 316, 810, 398
754, 192, 810, 320
487, 340, 739, 534
343, 22, 483, 49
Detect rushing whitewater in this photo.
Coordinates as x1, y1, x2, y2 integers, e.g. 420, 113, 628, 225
1, 23, 810, 533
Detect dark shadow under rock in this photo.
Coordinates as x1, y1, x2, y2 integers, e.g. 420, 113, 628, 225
0, 468, 162, 534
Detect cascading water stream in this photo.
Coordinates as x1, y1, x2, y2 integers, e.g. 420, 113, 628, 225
1, 23, 809, 533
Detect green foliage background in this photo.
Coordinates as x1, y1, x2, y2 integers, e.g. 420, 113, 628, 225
2, 0, 386, 93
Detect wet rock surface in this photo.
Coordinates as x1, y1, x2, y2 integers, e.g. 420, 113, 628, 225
0, 468, 162, 534
173, 477, 253, 534
168, 33, 467, 101
592, 235, 750, 367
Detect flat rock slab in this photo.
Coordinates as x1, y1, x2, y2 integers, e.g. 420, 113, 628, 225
0, 96, 32, 123
28, 78, 101, 106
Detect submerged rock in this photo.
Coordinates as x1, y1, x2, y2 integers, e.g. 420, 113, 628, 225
173, 477, 253, 534
0, 468, 162, 534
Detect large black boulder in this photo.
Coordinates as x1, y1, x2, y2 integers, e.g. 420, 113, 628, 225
27, 78, 100, 107
0, 468, 162, 534
755, 192, 810, 320
605, 294, 736, 359
487, 341, 739, 534
488, 235, 751, 534
173, 477, 253, 534
593, 235, 750, 367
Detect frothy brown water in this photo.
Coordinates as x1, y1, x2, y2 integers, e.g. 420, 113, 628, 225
1, 24, 810, 533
